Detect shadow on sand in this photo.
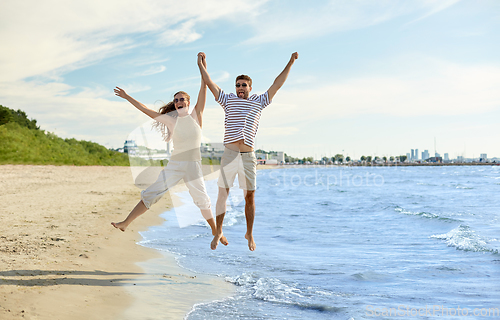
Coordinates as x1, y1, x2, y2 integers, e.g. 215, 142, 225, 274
0, 269, 147, 287
0, 269, 196, 288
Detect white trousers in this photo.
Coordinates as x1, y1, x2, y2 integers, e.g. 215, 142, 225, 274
141, 161, 212, 220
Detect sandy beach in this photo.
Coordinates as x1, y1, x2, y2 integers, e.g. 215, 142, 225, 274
0, 165, 233, 320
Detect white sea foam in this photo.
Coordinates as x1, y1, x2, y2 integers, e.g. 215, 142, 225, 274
394, 206, 460, 222
395, 207, 439, 219
431, 225, 498, 253
223, 272, 342, 315
227, 273, 316, 302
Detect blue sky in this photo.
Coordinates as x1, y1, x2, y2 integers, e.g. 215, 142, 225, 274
1, 0, 499, 159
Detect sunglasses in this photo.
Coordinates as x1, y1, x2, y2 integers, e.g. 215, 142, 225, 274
235, 83, 248, 88
174, 98, 187, 103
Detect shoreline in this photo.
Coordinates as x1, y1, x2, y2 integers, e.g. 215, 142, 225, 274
0, 165, 232, 319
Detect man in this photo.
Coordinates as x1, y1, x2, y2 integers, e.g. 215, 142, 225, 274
197, 51, 298, 251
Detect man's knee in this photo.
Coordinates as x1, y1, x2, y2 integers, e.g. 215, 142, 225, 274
244, 190, 255, 203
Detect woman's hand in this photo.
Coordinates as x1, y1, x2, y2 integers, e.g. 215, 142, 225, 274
114, 86, 129, 99
197, 52, 207, 68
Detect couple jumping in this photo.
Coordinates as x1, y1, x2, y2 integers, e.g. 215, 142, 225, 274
112, 51, 298, 251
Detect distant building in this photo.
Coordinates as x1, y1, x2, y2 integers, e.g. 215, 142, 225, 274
411, 149, 415, 160
265, 159, 278, 165
444, 153, 449, 161
255, 151, 285, 165
480, 153, 487, 162
422, 150, 429, 160
124, 140, 138, 154
406, 153, 410, 161
202, 142, 224, 153
269, 151, 285, 164
200, 143, 225, 161
457, 156, 464, 162
428, 156, 442, 163
435, 152, 441, 158
166, 141, 172, 155
415, 149, 419, 160
256, 152, 268, 160
200, 142, 224, 153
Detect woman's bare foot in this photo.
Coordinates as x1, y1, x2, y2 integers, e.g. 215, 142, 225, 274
220, 235, 228, 246
245, 233, 256, 251
111, 222, 126, 232
211, 233, 228, 250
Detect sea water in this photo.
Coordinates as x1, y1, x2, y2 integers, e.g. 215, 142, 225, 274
139, 165, 500, 319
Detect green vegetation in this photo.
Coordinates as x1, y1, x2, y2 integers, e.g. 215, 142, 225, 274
0, 104, 137, 166
202, 157, 221, 165
285, 153, 300, 163
0, 105, 39, 130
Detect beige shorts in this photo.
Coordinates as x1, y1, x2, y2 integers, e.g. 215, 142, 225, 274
217, 148, 257, 190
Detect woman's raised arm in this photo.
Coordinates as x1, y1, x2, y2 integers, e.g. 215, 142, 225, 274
193, 54, 208, 128
114, 87, 161, 119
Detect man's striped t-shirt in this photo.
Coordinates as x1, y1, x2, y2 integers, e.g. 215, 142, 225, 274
217, 90, 271, 148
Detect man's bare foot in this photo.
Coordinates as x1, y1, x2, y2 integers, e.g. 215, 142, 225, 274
245, 233, 256, 251
211, 233, 228, 250
111, 222, 126, 232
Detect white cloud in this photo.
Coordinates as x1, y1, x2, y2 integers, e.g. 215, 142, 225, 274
0, 0, 268, 147
131, 57, 171, 67
255, 56, 500, 158
197, 106, 225, 144
159, 21, 202, 46
140, 65, 167, 77
214, 71, 231, 84
258, 126, 300, 137
243, 0, 461, 44
1, 0, 495, 158
0, 0, 269, 82
405, 0, 460, 26
264, 57, 500, 124
120, 83, 152, 94
158, 71, 231, 95
0, 80, 146, 146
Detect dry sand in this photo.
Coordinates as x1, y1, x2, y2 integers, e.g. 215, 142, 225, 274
0, 165, 233, 320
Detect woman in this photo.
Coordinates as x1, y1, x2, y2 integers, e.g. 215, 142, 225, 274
111, 55, 227, 250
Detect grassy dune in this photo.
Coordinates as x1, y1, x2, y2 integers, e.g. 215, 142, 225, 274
0, 105, 131, 166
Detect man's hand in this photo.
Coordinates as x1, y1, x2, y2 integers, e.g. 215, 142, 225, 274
267, 52, 299, 101
198, 52, 207, 68
197, 51, 220, 99
114, 87, 129, 100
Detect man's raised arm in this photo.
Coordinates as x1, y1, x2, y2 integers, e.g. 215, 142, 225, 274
197, 52, 221, 100
267, 52, 299, 101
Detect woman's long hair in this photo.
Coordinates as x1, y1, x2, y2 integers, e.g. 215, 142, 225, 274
152, 91, 190, 142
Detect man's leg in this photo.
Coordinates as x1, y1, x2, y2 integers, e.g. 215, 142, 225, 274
243, 190, 256, 251
240, 152, 257, 251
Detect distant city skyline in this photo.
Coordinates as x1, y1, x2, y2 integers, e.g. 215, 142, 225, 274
120, 135, 496, 163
